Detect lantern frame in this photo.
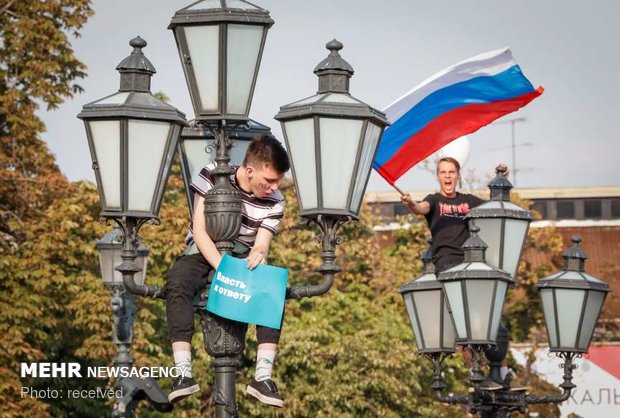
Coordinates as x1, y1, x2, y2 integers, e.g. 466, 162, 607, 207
275, 40, 388, 220
537, 236, 609, 352
169, 0, 274, 121
96, 228, 149, 287
438, 226, 515, 345
465, 166, 533, 280
400, 243, 456, 354
78, 37, 187, 220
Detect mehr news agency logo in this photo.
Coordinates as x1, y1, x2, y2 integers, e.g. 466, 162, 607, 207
20, 362, 188, 399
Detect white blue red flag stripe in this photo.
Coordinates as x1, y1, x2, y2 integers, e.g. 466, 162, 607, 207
373, 47, 543, 185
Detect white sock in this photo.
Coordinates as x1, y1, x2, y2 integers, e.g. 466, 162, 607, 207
255, 349, 276, 382
174, 350, 193, 378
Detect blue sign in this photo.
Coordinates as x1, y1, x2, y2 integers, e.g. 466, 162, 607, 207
206, 254, 288, 329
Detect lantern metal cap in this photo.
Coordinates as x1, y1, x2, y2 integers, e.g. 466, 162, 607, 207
537, 235, 609, 292
420, 238, 435, 275
275, 40, 388, 125
169, 0, 274, 28
462, 224, 487, 263
563, 235, 588, 271
78, 37, 187, 125
465, 165, 533, 221
314, 39, 354, 94
399, 239, 439, 293
438, 225, 514, 283
115, 37, 156, 93
488, 164, 513, 201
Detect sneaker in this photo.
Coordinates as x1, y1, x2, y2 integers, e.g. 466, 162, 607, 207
246, 378, 284, 408
169, 376, 200, 403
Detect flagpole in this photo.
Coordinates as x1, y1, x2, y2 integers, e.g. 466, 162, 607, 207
391, 183, 406, 196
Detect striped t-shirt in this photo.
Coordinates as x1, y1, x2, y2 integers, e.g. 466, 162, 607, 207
189, 163, 285, 248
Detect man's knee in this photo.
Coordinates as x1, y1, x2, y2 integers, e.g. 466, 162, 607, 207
257, 326, 281, 345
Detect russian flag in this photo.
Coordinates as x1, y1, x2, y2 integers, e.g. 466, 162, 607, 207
373, 47, 543, 185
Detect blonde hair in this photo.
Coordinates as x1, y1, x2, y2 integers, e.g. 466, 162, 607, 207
436, 157, 461, 173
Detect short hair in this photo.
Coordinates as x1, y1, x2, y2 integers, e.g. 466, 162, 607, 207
243, 134, 291, 174
437, 157, 461, 173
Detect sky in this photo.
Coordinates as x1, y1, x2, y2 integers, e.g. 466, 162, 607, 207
40, 0, 620, 193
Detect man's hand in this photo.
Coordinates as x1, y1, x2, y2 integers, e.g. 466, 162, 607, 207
401, 193, 414, 206
246, 249, 266, 270
496, 163, 510, 178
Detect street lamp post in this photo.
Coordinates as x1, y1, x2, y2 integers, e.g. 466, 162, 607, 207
168, 2, 274, 417
399, 240, 457, 355
95, 228, 149, 377
399, 240, 457, 393
79, 37, 187, 417
83, 2, 388, 416
400, 174, 610, 416
275, 39, 388, 299
95, 230, 172, 415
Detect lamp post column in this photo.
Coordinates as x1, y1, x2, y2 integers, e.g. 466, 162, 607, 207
169, 1, 275, 414
80, 36, 186, 416
109, 284, 137, 417
197, 120, 247, 418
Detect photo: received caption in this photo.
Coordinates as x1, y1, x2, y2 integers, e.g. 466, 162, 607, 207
21, 386, 123, 399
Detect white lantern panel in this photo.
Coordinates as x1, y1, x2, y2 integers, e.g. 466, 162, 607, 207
185, 25, 220, 112
187, 0, 221, 10
324, 93, 360, 104
503, 218, 529, 278
93, 92, 129, 105
98, 249, 122, 285
226, 0, 260, 9
350, 122, 381, 214
489, 281, 508, 341
413, 290, 442, 349
466, 279, 494, 341
578, 290, 605, 350
319, 117, 363, 210
183, 140, 214, 184
467, 262, 494, 271
540, 289, 558, 347
444, 281, 467, 339
478, 201, 503, 209
288, 93, 326, 107
473, 218, 502, 269
503, 201, 529, 212
582, 272, 608, 286
556, 288, 585, 348
283, 118, 317, 211
442, 298, 457, 348
90, 120, 121, 208
554, 271, 583, 281
127, 120, 171, 212
226, 24, 263, 115
403, 293, 424, 350
183, 139, 249, 184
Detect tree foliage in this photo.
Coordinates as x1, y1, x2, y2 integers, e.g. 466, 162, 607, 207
0, 0, 93, 243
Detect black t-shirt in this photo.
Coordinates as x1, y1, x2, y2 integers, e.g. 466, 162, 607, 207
423, 192, 485, 272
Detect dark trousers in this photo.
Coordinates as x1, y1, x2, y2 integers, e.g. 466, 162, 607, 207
164, 253, 281, 344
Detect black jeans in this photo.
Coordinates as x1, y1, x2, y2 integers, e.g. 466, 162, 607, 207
164, 253, 281, 344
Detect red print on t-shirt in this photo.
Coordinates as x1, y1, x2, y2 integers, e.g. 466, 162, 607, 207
439, 202, 471, 216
